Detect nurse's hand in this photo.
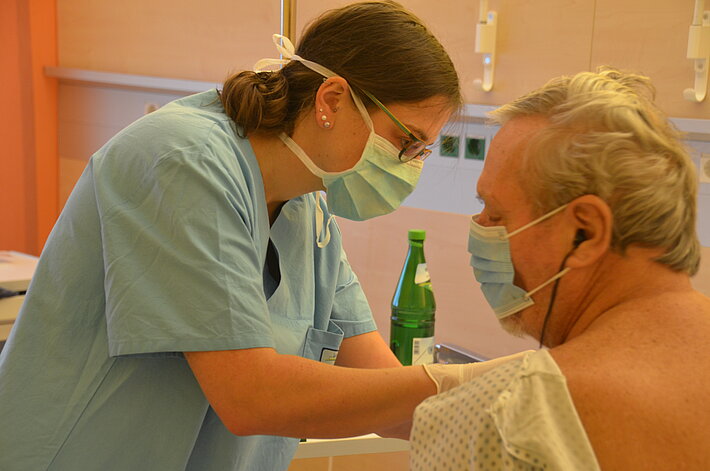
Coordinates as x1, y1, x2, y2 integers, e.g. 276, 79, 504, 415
422, 350, 533, 393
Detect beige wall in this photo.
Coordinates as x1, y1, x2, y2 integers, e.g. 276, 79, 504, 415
589, 0, 709, 120
297, 0, 709, 119
58, 0, 710, 118
57, 84, 184, 204
57, 0, 280, 81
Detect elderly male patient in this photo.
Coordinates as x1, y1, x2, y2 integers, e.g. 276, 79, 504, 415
411, 68, 710, 470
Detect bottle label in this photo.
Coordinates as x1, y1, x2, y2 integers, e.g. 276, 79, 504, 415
411, 336, 435, 365
320, 348, 339, 366
414, 263, 431, 285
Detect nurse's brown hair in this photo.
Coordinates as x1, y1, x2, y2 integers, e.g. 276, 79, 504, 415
220, 1, 461, 137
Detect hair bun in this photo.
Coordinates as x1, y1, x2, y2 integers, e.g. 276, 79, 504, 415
220, 70, 289, 137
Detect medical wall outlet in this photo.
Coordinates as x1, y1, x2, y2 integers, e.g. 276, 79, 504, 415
440, 135, 461, 157
473, 0, 497, 92
684, 0, 710, 102
700, 153, 710, 183
465, 137, 486, 160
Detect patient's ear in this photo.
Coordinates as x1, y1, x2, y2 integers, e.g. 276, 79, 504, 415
565, 195, 612, 268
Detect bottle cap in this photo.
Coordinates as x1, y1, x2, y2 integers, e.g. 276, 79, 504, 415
408, 229, 426, 241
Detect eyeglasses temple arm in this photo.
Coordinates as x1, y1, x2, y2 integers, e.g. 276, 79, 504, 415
360, 89, 421, 142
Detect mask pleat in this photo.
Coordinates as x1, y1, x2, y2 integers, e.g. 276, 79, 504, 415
337, 172, 398, 220
467, 206, 570, 320
321, 179, 360, 220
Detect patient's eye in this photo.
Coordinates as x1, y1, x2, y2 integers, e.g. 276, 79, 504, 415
475, 195, 503, 226
477, 209, 502, 226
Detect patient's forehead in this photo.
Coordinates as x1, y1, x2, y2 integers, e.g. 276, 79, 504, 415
478, 116, 549, 204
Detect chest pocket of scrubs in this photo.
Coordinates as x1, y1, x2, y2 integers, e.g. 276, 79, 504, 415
301, 320, 344, 365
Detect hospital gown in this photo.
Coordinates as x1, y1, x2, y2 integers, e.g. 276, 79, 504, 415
0, 90, 376, 471
410, 350, 601, 471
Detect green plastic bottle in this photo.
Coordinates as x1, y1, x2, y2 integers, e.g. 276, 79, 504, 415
390, 229, 436, 366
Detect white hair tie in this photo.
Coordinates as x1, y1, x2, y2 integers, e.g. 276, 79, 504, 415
253, 34, 338, 79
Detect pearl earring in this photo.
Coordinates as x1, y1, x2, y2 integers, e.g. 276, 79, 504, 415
319, 109, 331, 128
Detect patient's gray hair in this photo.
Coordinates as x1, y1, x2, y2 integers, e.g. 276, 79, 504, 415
489, 67, 700, 275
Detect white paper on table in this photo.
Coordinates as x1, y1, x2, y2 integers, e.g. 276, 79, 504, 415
0, 251, 39, 292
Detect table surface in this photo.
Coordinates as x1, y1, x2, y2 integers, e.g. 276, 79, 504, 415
294, 434, 409, 459
0, 251, 38, 292
0, 295, 25, 341
0, 295, 24, 325
0, 251, 37, 341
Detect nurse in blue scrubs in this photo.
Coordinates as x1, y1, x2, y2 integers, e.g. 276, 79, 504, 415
0, 2, 466, 470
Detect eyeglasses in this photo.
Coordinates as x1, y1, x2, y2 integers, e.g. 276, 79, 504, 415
360, 90, 432, 162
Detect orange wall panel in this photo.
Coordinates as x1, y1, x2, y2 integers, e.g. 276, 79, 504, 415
1, 0, 33, 252
29, 0, 59, 250
0, 0, 58, 255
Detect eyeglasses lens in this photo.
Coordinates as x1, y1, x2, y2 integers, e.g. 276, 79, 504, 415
400, 141, 430, 161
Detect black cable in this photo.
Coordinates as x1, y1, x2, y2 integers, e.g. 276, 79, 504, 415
0, 287, 19, 299
538, 250, 575, 349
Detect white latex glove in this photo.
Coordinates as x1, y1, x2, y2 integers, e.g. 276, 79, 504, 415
422, 350, 534, 393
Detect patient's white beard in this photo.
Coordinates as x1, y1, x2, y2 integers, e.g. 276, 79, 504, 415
499, 312, 527, 338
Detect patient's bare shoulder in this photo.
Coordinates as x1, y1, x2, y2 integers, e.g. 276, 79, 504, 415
550, 292, 710, 471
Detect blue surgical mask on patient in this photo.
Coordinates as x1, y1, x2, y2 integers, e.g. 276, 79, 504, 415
468, 205, 571, 319
254, 34, 423, 247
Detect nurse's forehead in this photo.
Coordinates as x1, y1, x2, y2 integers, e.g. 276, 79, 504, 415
388, 97, 453, 139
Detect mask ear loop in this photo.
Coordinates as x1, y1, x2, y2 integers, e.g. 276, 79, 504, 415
507, 204, 568, 239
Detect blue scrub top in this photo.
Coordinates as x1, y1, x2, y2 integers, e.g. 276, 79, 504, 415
0, 90, 377, 471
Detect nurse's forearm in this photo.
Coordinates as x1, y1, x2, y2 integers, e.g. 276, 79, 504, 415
335, 331, 403, 369
185, 348, 435, 438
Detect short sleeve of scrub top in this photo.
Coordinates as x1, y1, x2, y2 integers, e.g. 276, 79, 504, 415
93, 100, 275, 357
